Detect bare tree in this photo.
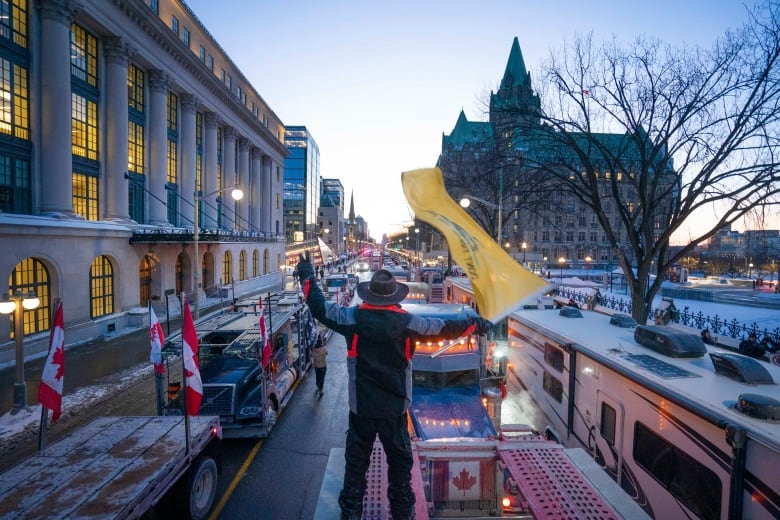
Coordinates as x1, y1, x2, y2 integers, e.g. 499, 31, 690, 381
513, 2, 780, 322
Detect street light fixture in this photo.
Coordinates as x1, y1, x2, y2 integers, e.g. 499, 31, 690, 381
558, 257, 566, 282
0, 290, 41, 413
460, 195, 502, 243
193, 186, 243, 319
584, 256, 592, 280
521, 242, 527, 265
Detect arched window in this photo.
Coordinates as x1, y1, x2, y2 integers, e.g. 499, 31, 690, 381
7, 258, 50, 337
89, 255, 114, 318
252, 250, 259, 277
239, 250, 247, 281
222, 251, 232, 285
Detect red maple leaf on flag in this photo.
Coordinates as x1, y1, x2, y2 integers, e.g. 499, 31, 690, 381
452, 467, 477, 494
51, 345, 65, 381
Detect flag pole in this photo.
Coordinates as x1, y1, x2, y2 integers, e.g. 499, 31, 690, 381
182, 292, 191, 455
150, 300, 164, 416
38, 298, 61, 451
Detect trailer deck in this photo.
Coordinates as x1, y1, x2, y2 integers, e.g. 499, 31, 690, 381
0, 415, 220, 519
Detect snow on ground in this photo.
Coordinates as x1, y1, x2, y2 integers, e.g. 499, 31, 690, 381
0, 362, 155, 444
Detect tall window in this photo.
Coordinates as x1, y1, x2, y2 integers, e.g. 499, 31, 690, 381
0, 0, 28, 48
222, 251, 232, 285
0, 57, 29, 139
71, 24, 99, 220
73, 173, 97, 220
252, 250, 259, 277
70, 24, 97, 87
89, 256, 114, 318
7, 257, 50, 338
0, 50, 31, 214
239, 250, 247, 281
128, 64, 145, 223
166, 92, 178, 224
71, 93, 97, 160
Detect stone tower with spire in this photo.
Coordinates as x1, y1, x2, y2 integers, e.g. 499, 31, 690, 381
347, 190, 356, 251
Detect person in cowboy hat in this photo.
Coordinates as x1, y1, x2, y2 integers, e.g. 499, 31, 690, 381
296, 255, 492, 520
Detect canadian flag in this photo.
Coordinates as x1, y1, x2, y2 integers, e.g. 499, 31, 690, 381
432, 459, 494, 502
181, 297, 202, 416
259, 300, 272, 369
39, 301, 64, 423
149, 307, 165, 374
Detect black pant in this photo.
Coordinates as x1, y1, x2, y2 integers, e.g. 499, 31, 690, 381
339, 411, 415, 519
314, 366, 326, 391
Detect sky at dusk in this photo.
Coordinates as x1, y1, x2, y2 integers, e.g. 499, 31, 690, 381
184, 0, 760, 242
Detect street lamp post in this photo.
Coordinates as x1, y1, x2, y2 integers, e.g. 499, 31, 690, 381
193, 186, 243, 319
584, 256, 592, 281
0, 290, 41, 413
414, 227, 420, 273
521, 242, 527, 265
558, 257, 566, 282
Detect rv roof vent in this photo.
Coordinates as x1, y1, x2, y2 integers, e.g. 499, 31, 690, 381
633, 325, 706, 358
610, 314, 637, 328
559, 307, 583, 318
736, 393, 780, 421
709, 352, 774, 384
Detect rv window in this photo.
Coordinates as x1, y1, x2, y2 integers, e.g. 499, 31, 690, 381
600, 402, 616, 446
542, 370, 563, 403
544, 343, 564, 372
634, 423, 721, 520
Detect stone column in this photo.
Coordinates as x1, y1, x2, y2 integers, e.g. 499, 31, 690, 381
238, 137, 250, 230
262, 154, 272, 235
202, 112, 219, 229
179, 94, 198, 228
222, 126, 236, 229
251, 148, 262, 232
147, 70, 169, 225
103, 36, 132, 222
38, 0, 81, 217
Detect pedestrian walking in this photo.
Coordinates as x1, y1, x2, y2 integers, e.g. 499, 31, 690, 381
312, 334, 328, 396
296, 255, 492, 520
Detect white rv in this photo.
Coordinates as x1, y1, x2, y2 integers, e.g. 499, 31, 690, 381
507, 307, 780, 519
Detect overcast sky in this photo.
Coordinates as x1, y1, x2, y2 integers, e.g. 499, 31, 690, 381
184, 0, 761, 241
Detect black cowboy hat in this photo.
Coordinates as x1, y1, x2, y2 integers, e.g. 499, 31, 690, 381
356, 269, 409, 305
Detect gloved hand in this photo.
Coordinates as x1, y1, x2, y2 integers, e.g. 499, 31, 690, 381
471, 317, 493, 335
297, 253, 316, 282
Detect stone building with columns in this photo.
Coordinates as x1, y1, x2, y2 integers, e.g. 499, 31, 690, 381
0, 0, 288, 353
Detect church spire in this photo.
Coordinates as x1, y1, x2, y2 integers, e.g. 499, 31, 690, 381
501, 37, 528, 89
349, 190, 355, 224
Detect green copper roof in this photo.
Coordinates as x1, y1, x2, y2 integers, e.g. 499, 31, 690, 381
442, 110, 493, 149
502, 37, 528, 89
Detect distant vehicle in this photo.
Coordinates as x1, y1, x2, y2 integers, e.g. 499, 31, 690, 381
355, 259, 370, 272
164, 291, 317, 438
325, 273, 353, 303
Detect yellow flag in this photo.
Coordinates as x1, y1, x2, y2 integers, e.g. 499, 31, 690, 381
401, 167, 551, 322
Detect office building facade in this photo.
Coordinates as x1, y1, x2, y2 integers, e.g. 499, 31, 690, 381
0, 0, 287, 352
283, 125, 319, 244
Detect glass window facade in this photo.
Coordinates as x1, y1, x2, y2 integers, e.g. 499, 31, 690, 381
283, 126, 320, 244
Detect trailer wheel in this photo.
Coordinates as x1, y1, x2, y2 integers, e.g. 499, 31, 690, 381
185, 456, 218, 520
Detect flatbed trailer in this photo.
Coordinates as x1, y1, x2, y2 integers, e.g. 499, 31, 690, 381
0, 415, 222, 519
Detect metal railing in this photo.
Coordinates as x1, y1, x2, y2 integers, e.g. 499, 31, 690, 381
558, 287, 780, 345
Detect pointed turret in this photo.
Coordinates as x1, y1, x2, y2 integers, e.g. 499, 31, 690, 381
501, 37, 528, 89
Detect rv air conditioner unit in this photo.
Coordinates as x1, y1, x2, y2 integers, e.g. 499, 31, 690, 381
633, 325, 707, 358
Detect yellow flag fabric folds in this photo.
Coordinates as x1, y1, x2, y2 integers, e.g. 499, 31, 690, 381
402, 167, 551, 322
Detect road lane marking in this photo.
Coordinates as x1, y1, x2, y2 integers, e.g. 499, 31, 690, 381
207, 374, 307, 519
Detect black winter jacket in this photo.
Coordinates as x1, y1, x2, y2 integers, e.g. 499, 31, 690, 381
302, 277, 478, 418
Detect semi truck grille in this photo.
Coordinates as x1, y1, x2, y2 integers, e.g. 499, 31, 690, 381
200, 384, 235, 416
